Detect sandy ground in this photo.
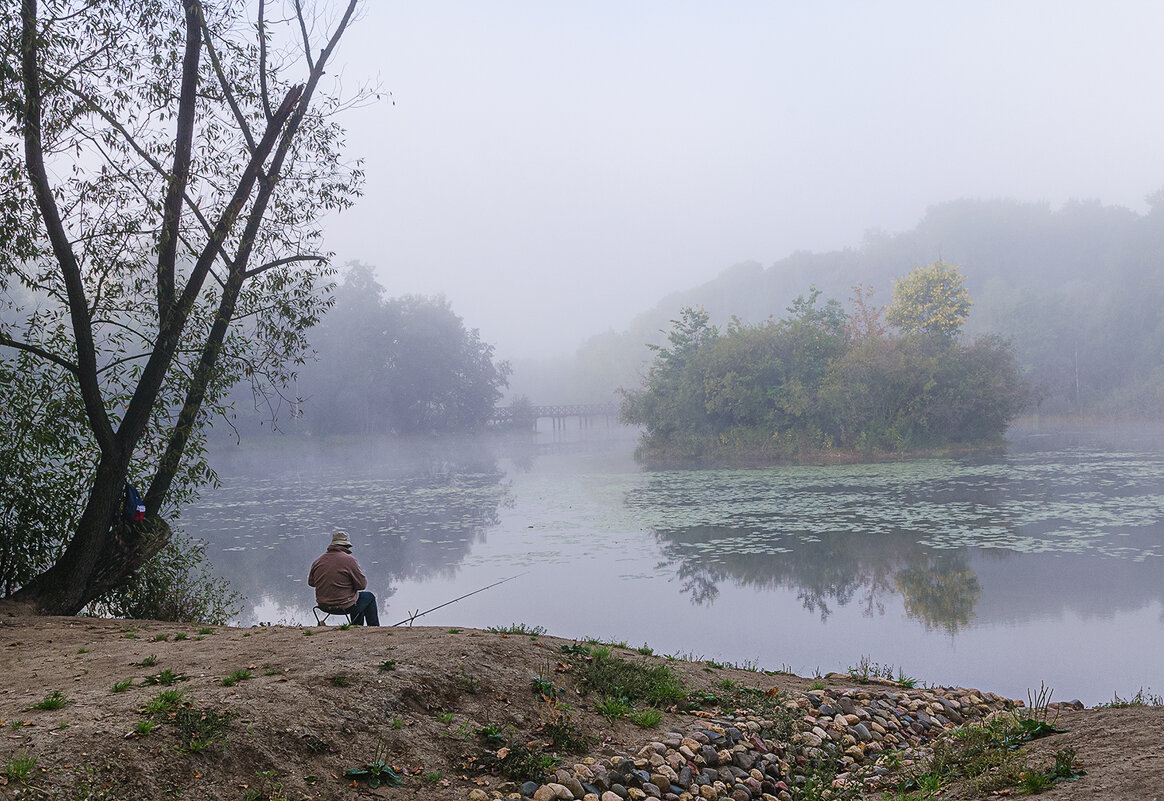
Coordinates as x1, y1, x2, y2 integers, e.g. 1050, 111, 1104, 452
0, 611, 1160, 800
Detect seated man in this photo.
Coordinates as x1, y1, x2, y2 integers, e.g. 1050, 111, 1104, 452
308, 531, 380, 626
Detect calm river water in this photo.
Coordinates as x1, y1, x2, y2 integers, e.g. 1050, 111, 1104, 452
183, 422, 1164, 706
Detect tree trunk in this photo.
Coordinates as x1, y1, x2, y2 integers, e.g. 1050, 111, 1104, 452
12, 452, 169, 615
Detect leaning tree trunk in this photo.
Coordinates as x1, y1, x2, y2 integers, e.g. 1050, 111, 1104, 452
12, 452, 170, 615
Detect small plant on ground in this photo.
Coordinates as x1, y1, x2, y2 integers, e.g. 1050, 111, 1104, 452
173, 632, 187, 641
476, 722, 505, 744
1100, 687, 1163, 707
3, 752, 36, 783
423, 771, 443, 783
456, 669, 482, 694
111, 679, 132, 693
540, 713, 593, 752
144, 668, 188, 686
134, 654, 158, 667
595, 695, 632, 723
447, 628, 461, 634
143, 689, 187, 715
530, 676, 561, 701
134, 719, 158, 736
629, 708, 663, 728
573, 650, 686, 707
197, 627, 213, 635
153, 633, 168, 642
635, 643, 653, 656
222, 669, 254, 687
810, 679, 827, 691
338, 622, 352, 630
331, 675, 351, 688
379, 659, 396, 671
76, 647, 89, 654
477, 742, 560, 783
345, 739, 404, 789
31, 690, 69, 710
436, 710, 455, 725
896, 668, 917, 688
486, 622, 547, 636
241, 769, 286, 801
847, 655, 897, 684
173, 706, 231, 753
717, 678, 739, 691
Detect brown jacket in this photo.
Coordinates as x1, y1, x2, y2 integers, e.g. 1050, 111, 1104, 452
308, 545, 367, 610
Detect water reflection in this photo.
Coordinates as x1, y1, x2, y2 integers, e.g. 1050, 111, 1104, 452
634, 431, 1164, 633
182, 436, 514, 622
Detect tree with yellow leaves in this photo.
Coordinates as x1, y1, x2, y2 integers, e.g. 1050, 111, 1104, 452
886, 261, 973, 339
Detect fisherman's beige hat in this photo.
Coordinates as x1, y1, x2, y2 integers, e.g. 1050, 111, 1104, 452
330, 531, 353, 548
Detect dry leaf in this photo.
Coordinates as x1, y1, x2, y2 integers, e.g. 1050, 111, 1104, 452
496, 747, 510, 759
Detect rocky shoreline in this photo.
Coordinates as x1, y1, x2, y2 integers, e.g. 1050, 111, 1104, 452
481, 682, 1018, 801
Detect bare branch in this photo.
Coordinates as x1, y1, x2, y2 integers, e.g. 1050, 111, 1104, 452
198, 11, 257, 154
156, 0, 204, 319
293, 0, 314, 65
19, 0, 115, 451
245, 253, 326, 279
258, 0, 273, 120
0, 333, 80, 376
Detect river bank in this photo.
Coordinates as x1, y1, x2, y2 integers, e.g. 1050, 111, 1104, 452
0, 613, 1159, 800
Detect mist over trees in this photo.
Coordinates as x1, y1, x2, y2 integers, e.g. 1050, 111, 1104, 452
621, 265, 1027, 465
526, 196, 1164, 418
289, 264, 511, 436
0, 0, 362, 614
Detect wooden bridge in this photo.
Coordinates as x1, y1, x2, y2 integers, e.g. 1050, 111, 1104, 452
491, 402, 620, 431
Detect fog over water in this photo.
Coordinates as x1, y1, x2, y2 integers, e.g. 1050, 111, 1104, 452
186, 422, 1164, 705
322, 1, 1164, 359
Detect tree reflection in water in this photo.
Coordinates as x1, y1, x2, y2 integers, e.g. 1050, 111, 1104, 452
184, 437, 513, 621
653, 525, 982, 633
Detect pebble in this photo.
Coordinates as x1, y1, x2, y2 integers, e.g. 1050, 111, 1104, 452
480, 684, 1013, 800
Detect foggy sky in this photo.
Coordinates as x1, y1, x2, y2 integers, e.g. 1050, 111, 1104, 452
321, 1, 1164, 360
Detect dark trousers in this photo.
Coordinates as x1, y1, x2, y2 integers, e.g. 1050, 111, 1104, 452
342, 590, 380, 626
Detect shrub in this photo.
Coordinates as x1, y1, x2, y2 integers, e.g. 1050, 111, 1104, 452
87, 531, 241, 624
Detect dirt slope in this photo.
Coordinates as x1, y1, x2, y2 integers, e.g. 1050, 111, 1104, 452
0, 612, 1159, 800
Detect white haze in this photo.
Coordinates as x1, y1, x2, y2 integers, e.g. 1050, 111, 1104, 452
322, 1, 1164, 360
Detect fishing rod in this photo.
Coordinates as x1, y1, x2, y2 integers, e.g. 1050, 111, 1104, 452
391, 572, 528, 627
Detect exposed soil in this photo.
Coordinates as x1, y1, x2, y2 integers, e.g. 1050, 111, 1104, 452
0, 609, 1159, 800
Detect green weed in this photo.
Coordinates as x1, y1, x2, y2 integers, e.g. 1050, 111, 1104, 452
573, 651, 685, 706
595, 695, 631, 722
173, 632, 188, 641
111, 679, 132, 693
134, 719, 158, 736
143, 669, 188, 686
134, 654, 158, 667
197, 627, 213, 635
540, 713, 592, 752
635, 643, 653, 656
486, 623, 547, 636
143, 689, 186, 715
3, 752, 36, 783
1100, 687, 1163, 707
32, 690, 69, 710
76, 647, 89, 654
629, 708, 663, 728
479, 742, 560, 783
331, 675, 351, 687
379, 660, 397, 671
222, 669, 253, 687
436, 710, 455, 725
153, 633, 168, 642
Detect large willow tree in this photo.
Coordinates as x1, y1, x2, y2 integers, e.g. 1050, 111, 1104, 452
0, 0, 364, 613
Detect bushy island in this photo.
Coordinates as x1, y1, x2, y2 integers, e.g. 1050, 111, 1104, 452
621, 262, 1027, 467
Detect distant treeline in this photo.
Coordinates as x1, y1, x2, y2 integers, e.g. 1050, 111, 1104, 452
224, 264, 510, 436
621, 263, 1027, 465
531, 195, 1164, 418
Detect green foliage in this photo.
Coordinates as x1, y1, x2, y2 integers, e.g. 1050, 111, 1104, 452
294, 264, 510, 435
222, 669, 253, 687
595, 695, 632, 722
345, 739, 404, 789
573, 651, 686, 707
87, 530, 241, 625
111, 679, 132, 693
624, 274, 1025, 465
31, 690, 69, 710
540, 713, 592, 752
143, 690, 186, 716
3, 752, 36, 783
886, 261, 973, 339
143, 669, 189, 686
628, 708, 664, 728
480, 742, 561, 783
379, 660, 397, 672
